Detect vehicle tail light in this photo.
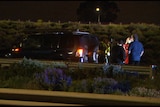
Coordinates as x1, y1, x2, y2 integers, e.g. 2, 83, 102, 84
12, 48, 20, 52
76, 48, 83, 57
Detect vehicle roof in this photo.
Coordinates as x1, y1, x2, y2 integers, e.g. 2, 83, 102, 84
27, 30, 90, 36
72, 30, 90, 35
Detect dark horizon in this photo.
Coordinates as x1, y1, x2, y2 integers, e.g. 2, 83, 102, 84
0, 1, 160, 25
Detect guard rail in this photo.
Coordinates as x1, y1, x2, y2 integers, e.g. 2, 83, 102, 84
0, 58, 155, 78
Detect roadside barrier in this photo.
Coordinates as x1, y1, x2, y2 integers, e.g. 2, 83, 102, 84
121, 65, 154, 79
0, 58, 155, 78
0, 88, 160, 106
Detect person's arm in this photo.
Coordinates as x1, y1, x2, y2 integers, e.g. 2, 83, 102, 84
122, 48, 126, 61
140, 50, 144, 57
128, 50, 131, 54
128, 42, 132, 55
140, 43, 144, 57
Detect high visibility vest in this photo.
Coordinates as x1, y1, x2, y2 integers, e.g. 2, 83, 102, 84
100, 41, 111, 56
104, 43, 110, 56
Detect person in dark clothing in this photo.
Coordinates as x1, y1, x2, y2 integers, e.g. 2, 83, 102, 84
128, 34, 144, 66
110, 39, 126, 65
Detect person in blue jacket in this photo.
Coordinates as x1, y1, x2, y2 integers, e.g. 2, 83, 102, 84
128, 34, 144, 65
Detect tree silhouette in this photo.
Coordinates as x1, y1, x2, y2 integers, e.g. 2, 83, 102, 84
77, 1, 120, 23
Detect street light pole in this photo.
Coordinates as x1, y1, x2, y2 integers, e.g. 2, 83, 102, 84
96, 7, 100, 24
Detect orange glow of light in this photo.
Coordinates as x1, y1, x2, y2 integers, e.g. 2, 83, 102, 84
12, 48, 20, 52
76, 48, 83, 57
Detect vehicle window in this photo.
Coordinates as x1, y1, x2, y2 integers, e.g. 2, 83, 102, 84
73, 35, 81, 47
59, 34, 75, 49
43, 34, 60, 49
22, 34, 61, 49
20, 32, 93, 50
22, 35, 43, 49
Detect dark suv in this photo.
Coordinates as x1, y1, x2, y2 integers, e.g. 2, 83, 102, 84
6, 30, 99, 63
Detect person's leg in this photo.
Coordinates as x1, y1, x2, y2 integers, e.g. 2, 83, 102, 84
93, 51, 98, 63
131, 61, 140, 66
105, 55, 109, 65
117, 59, 124, 65
131, 61, 136, 65
93, 46, 99, 63
83, 47, 88, 63
135, 61, 140, 66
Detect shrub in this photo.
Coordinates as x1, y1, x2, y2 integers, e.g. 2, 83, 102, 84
35, 67, 72, 91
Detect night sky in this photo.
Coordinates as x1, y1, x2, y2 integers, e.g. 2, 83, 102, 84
0, 1, 160, 25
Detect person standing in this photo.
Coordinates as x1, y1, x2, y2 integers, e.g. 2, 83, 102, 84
110, 39, 126, 65
98, 38, 111, 64
123, 35, 134, 64
104, 40, 111, 65
128, 34, 144, 66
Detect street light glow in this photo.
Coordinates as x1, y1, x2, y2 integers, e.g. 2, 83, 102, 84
96, 7, 100, 12
96, 7, 100, 24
